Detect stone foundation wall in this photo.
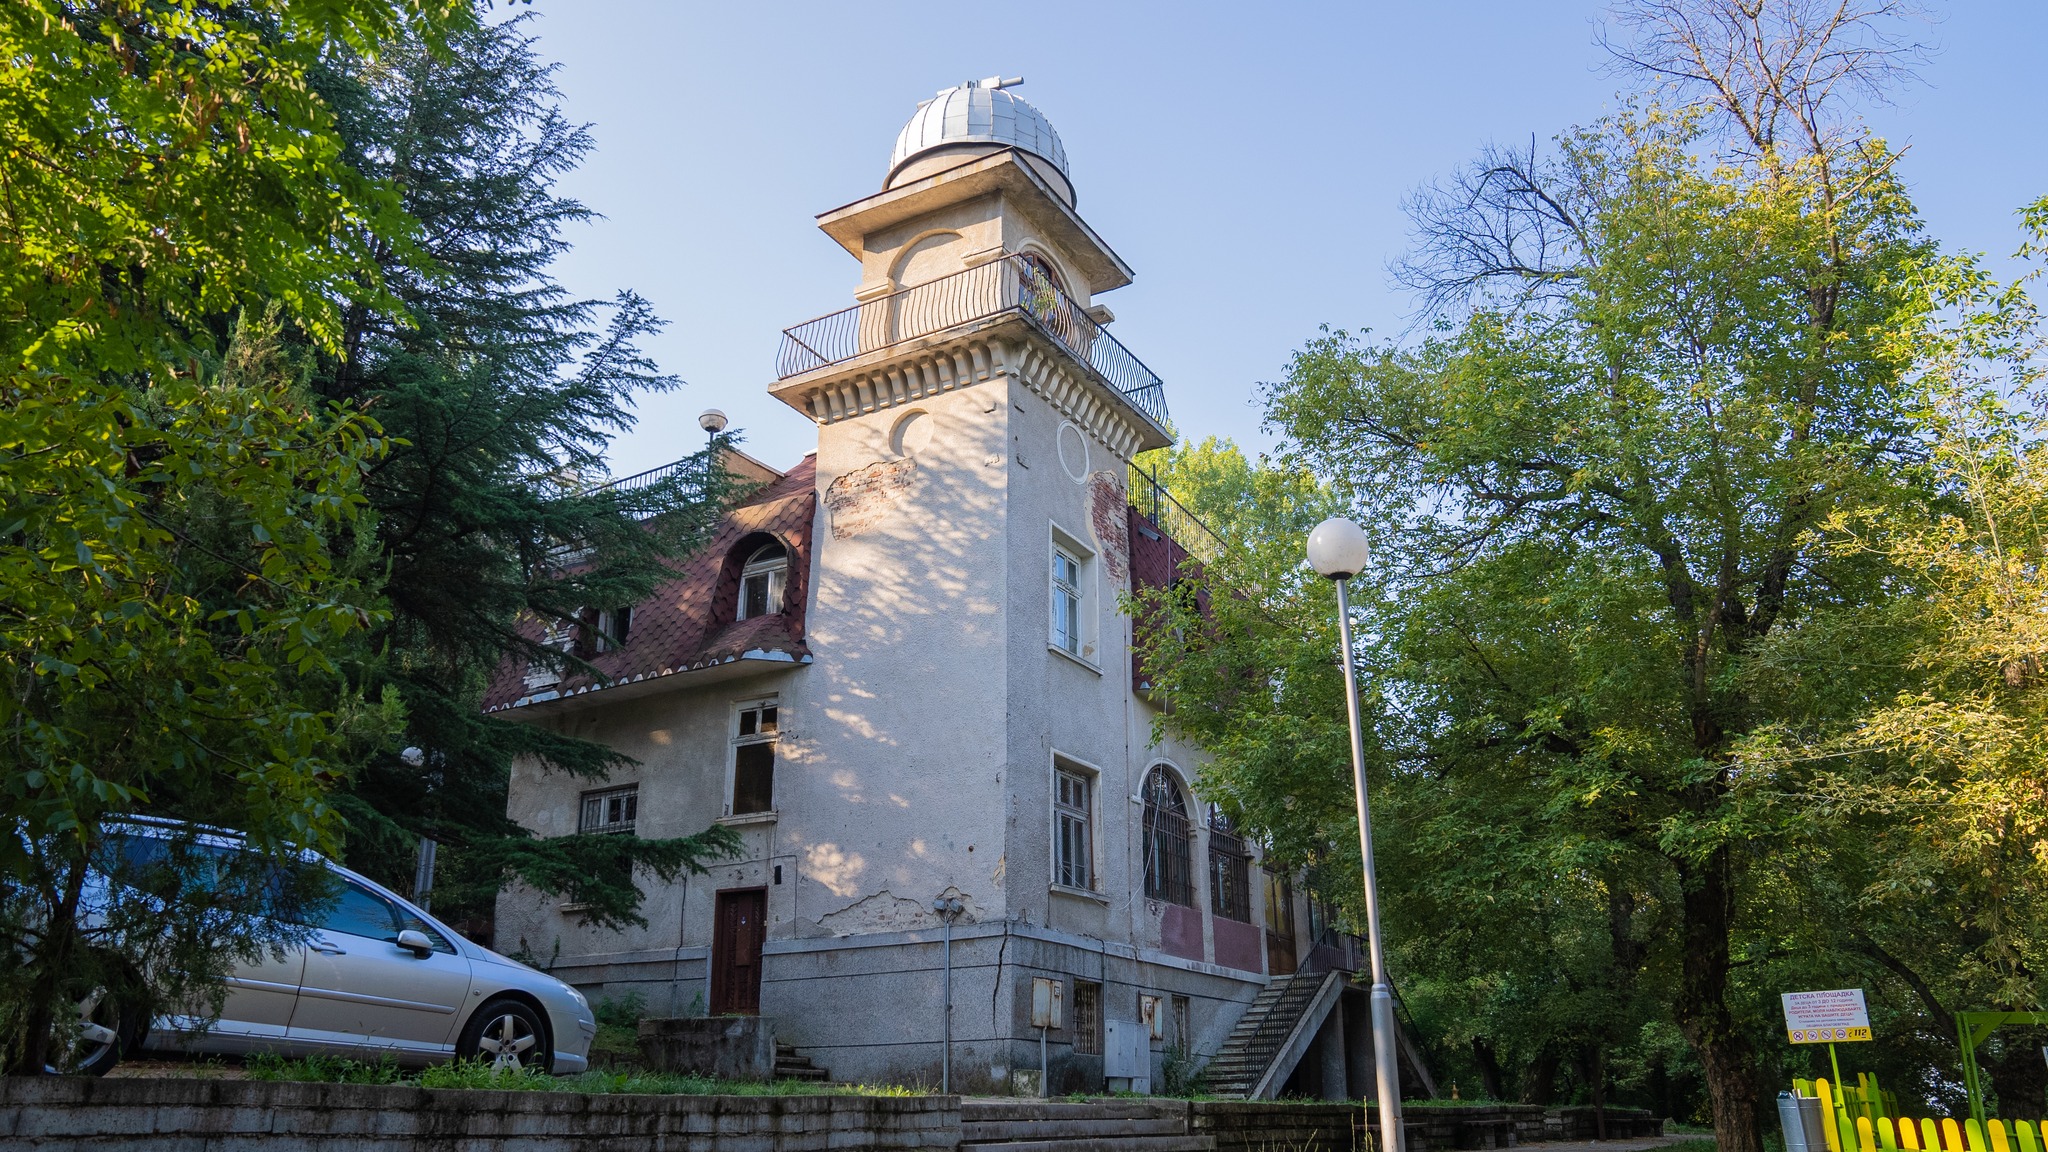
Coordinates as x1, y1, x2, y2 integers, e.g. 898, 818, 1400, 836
0, 1077, 960, 1152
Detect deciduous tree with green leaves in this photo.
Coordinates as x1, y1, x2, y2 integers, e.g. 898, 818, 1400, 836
1137, 4, 1968, 1143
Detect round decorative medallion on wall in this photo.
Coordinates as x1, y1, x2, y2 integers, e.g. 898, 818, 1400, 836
1056, 421, 1090, 483
891, 409, 933, 458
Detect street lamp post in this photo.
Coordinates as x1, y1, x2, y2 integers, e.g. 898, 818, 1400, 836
1306, 517, 1402, 1152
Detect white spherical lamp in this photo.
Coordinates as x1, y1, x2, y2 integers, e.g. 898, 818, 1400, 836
698, 409, 728, 434
1306, 517, 1371, 580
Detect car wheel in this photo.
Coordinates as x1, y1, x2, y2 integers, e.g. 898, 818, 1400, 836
45, 985, 138, 1077
458, 998, 550, 1075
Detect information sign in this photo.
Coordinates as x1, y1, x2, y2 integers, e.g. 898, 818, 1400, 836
1783, 989, 1872, 1044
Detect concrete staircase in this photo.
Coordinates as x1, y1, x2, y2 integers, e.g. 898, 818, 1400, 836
772, 1041, 829, 1082
960, 1100, 1210, 1152
1203, 970, 1344, 1099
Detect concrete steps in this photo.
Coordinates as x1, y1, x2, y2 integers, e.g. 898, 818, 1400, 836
1204, 972, 1328, 1098
773, 1041, 829, 1082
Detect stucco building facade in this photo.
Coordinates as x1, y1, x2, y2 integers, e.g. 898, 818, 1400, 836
490, 79, 1356, 1092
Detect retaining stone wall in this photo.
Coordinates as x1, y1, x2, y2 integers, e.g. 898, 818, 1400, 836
0, 1076, 960, 1152
1193, 1101, 1363, 1152
1405, 1104, 1549, 1147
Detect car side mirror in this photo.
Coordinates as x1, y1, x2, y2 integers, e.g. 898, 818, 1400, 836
395, 929, 434, 958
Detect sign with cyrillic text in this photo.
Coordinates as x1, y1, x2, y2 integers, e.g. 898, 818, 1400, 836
1783, 989, 1872, 1043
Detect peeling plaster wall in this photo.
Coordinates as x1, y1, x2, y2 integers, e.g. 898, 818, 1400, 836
786, 379, 1014, 943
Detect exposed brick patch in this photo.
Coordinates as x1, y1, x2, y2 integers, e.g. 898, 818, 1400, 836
825, 458, 918, 540
1088, 470, 1128, 582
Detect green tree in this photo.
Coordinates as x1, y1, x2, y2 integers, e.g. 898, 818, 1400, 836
1737, 195, 2048, 1115
0, 0, 472, 1073
306, 18, 739, 930
1140, 4, 1955, 1140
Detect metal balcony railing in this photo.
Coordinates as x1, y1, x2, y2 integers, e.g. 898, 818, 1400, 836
776, 254, 1170, 430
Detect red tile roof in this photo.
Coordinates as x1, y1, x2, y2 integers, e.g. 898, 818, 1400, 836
483, 456, 819, 713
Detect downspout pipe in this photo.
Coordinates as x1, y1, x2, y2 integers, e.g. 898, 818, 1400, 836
933, 896, 965, 1093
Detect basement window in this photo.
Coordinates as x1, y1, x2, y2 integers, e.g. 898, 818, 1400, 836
1072, 980, 1102, 1056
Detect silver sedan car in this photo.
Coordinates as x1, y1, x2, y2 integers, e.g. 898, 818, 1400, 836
63, 819, 595, 1076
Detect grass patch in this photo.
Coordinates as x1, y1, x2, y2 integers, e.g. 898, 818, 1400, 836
1403, 1097, 1517, 1108
245, 1053, 406, 1085
239, 1054, 923, 1097
1663, 1139, 1717, 1152
589, 990, 646, 1069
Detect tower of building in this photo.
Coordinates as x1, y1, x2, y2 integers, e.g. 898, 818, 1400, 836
492, 79, 1359, 1093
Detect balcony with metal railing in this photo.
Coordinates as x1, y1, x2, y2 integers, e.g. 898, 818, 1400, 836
775, 253, 1170, 432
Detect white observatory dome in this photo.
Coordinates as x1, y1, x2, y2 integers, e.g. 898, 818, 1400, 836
886, 77, 1073, 203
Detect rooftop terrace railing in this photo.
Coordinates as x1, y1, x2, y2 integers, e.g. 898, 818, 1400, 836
776, 254, 1170, 430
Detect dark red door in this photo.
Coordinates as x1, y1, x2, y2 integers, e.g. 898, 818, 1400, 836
712, 888, 767, 1015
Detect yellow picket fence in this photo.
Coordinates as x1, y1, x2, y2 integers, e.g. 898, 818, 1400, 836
1801, 1077, 2043, 1152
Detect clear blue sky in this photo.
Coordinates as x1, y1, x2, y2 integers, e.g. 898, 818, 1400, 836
524, 1, 2048, 478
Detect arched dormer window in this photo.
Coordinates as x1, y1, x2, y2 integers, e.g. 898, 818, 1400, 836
737, 542, 788, 621
1142, 765, 1194, 906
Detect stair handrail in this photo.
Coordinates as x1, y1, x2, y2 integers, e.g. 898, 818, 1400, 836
1212, 973, 1324, 1089
1246, 971, 1347, 1101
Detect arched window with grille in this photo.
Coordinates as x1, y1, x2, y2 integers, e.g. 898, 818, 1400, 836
1142, 766, 1194, 906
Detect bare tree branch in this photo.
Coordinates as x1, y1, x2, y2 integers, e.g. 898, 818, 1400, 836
1599, 0, 1932, 161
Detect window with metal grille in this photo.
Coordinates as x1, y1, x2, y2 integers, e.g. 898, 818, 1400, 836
1141, 766, 1194, 906
1208, 809, 1251, 922
1054, 765, 1093, 890
1072, 980, 1102, 1056
732, 700, 778, 815
579, 785, 638, 834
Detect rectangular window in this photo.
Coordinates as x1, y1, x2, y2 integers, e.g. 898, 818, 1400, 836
596, 606, 631, 653
1072, 980, 1102, 1056
1051, 547, 1082, 656
1208, 814, 1251, 922
1054, 766, 1093, 890
1171, 994, 1191, 1052
579, 784, 638, 835
732, 701, 779, 816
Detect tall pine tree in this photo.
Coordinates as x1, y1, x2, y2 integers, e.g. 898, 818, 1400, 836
311, 17, 739, 932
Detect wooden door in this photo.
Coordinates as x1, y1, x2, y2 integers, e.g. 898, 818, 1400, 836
712, 888, 767, 1016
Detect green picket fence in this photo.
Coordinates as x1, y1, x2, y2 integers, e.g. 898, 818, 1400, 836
1799, 1077, 2045, 1152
